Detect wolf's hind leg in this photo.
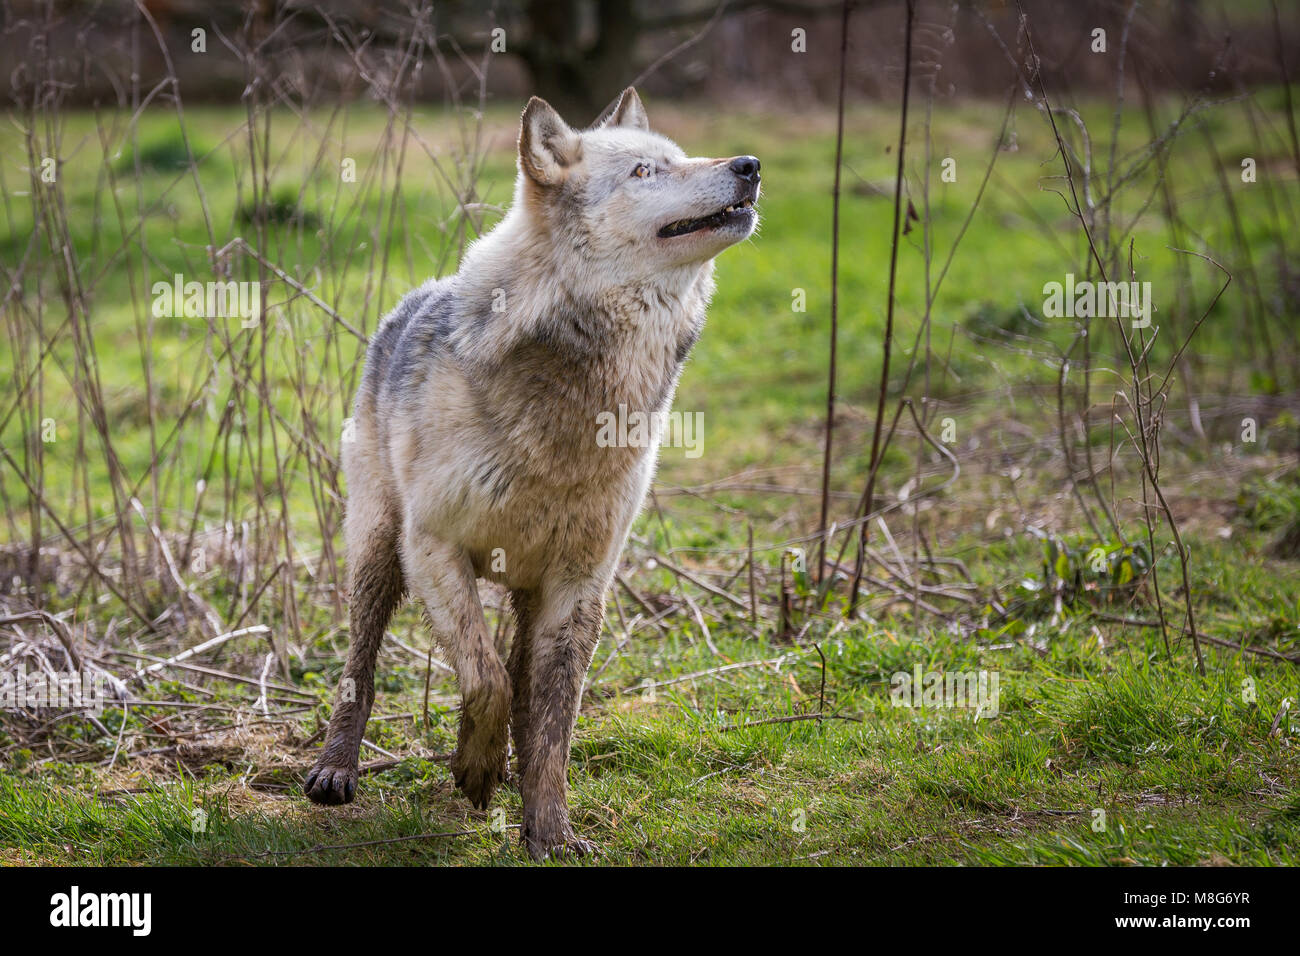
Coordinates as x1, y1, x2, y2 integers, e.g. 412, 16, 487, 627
306, 519, 405, 805
406, 534, 510, 809
507, 589, 537, 783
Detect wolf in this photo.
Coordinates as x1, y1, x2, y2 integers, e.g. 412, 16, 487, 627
304, 87, 760, 859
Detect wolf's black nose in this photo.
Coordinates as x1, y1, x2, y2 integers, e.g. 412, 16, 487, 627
729, 155, 761, 182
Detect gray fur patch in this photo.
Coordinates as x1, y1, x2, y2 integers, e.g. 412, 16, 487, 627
360, 281, 457, 403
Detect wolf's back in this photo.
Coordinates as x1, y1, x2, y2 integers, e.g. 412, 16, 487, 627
356, 278, 458, 416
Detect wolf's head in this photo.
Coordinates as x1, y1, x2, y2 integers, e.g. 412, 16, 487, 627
513, 88, 760, 275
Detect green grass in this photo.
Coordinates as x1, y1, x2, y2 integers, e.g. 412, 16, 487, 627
4, 562, 1298, 865
3, 531, 1298, 866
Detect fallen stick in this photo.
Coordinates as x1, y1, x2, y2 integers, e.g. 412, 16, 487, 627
132, 625, 272, 678
117, 648, 313, 697
719, 712, 864, 732
627, 652, 810, 693
1089, 612, 1300, 664
653, 555, 750, 611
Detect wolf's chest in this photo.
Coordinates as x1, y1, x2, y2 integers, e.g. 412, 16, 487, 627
461, 442, 655, 586
499, 315, 688, 433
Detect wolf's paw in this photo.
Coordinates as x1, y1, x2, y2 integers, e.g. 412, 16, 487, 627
451, 750, 504, 809
522, 824, 600, 862
304, 762, 358, 805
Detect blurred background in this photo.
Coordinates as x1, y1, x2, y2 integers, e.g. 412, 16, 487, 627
4, 1, 1298, 114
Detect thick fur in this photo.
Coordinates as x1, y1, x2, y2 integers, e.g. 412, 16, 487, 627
305, 88, 759, 859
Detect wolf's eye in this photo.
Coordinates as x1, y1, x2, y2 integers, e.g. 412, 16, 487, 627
631, 163, 651, 179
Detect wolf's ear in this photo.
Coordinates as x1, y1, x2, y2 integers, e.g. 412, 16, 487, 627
519, 96, 581, 186
600, 87, 649, 131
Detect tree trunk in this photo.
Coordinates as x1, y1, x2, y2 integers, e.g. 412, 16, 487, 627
519, 0, 640, 122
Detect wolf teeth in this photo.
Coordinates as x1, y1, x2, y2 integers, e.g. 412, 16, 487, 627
660, 199, 754, 238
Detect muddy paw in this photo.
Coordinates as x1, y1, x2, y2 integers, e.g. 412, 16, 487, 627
523, 827, 600, 862
451, 751, 504, 809
304, 763, 358, 805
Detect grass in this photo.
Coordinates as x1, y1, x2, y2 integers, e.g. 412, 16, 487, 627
3, 569, 1298, 866
3, 526, 1299, 866
2, 88, 1299, 864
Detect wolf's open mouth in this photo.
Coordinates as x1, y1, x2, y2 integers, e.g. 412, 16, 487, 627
658, 198, 755, 238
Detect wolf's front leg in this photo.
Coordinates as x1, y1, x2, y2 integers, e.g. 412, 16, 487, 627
306, 523, 405, 805
520, 581, 605, 860
405, 533, 511, 809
